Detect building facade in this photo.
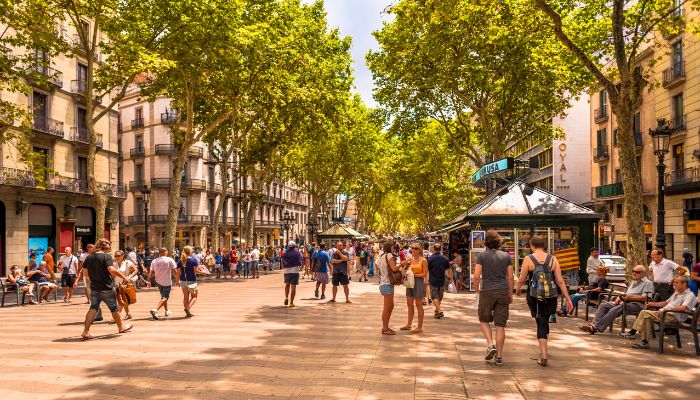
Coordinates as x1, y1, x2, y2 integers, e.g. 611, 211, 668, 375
0, 20, 123, 276
506, 94, 592, 205
117, 92, 311, 250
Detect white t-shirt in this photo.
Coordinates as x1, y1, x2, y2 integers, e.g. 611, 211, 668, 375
251, 248, 260, 261
377, 252, 393, 285
59, 255, 79, 275
650, 258, 678, 283
346, 247, 355, 260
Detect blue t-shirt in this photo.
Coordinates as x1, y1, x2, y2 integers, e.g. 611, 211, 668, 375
178, 256, 199, 282
215, 254, 222, 264
315, 250, 331, 273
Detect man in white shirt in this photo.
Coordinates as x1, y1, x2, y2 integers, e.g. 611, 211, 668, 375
648, 249, 684, 301
148, 247, 179, 320
251, 246, 261, 279
586, 247, 602, 284
624, 275, 697, 349
58, 247, 79, 302
346, 242, 356, 279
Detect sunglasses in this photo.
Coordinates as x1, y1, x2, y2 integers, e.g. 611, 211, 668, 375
633, 270, 644, 273
411, 247, 420, 250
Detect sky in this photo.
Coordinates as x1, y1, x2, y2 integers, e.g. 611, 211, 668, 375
303, 0, 394, 108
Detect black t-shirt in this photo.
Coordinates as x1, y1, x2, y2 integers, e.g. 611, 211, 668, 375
586, 278, 609, 300
85, 252, 115, 291
428, 253, 451, 287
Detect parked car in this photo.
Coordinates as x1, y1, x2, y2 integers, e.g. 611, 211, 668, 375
599, 255, 627, 282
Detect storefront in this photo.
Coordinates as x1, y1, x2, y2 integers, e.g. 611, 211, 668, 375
75, 207, 96, 251
444, 181, 600, 288
28, 204, 56, 263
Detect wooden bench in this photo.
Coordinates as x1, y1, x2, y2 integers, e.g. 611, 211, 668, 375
655, 306, 700, 356
0, 277, 28, 307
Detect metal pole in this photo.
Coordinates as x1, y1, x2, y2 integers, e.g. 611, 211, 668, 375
655, 152, 666, 251
144, 199, 150, 257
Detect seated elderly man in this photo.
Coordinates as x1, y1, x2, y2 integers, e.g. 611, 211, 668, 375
621, 275, 698, 349
27, 261, 58, 303
560, 266, 609, 315
579, 265, 654, 334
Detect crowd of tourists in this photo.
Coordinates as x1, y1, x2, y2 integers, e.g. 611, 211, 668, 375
4, 231, 698, 364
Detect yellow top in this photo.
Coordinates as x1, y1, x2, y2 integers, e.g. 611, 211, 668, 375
410, 258, 423, 274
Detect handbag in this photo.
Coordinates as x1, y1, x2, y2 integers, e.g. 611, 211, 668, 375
122, 283, 137, 304
402, 267, 415, 289
385, 255, 403, 286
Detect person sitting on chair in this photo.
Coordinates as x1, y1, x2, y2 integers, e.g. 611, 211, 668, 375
560, 266, 609, 315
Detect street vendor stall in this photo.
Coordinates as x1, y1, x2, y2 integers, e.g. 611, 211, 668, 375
442, 180, 601, 290
316, 223, 365, 245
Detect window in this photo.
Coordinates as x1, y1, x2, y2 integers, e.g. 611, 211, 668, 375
672, 93, 684, 128
600, 165, 608, 186
34, 49, 48, 74
208, 166, 215, 185
209, 198, 215, 221
616, 203, 623, 218
77, 63, 87, 83
596, 128, 607, 147
600, 90, 607, 111
612, 128, 618, 146
77, 107, 87, 128
134, 164, 143, 181
672, 41, 683, 67
135, 107, 143, 121
633, 112, 641, 134
135, 135, 143, 149
673, 143, 684, 172
615, 169, 621, 183
78, 157, 88, 191
32, 92, 48, 127
135, 198, 143, 217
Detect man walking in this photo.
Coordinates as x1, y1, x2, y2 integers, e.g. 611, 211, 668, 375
58, 247, 79, 302
428, 243, 452, 319
81, 239, 132, 340
473, 231, 513, 365
148, 247, 179, 320
314, 243, 332, 299
331, 241, 351, 303
281, 241, 303, 307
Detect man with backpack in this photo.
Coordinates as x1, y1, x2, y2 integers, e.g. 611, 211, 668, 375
473, 232, 513, 365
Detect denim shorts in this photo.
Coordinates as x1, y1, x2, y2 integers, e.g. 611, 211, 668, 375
90, 288, 119, 313
157, 284, 172, 300
379, 284, 394, 296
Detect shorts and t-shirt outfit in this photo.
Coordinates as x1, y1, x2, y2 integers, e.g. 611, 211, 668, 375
332, 251, 350, 286
58, 255, 79, 288
84, 252, 119, 313
151, 256, 178, 299
476, 249, 512, 327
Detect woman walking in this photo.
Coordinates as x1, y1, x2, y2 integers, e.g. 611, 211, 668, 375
378, 242, 400, 335
243, 247, 252, 278
178, 245, 199, 317
113, 250, 138, 320
401, 242, 428, 334
221, 249, 231, 279
515, 236, 572, 367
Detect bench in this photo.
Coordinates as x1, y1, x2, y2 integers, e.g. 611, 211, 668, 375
1, 277, 29, 307
572, 283, 619, 321
654, 306, 700, 356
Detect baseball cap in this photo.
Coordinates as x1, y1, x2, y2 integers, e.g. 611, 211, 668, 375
288, 240, 296, 247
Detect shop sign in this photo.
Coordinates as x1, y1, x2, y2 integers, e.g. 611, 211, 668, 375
471, 157, 514, 183
686, 220, 700, 234
75, 226, 93, 235
614, 234, 627, 242
274, 229, 279, 239
560, 230, 572, 240
644, 223, 653, 235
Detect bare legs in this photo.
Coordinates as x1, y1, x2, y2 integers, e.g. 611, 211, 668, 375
382, 294, 395, 332
480, 323, 506, 357
285, 284, 297, 306
403, 297, 424, 332
82, 308, 125, 339
181, 286, 197, 316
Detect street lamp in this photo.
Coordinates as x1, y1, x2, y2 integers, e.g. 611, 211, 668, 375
307, 217, 319, 243
649, 118, 672, 251
281, 210, 296, 244
141, 184, 151, 256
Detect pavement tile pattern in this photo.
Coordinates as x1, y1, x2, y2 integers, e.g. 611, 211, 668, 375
1, 271, 699, 399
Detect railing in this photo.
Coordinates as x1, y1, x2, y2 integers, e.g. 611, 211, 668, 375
666, 167, 697, 186
71, 80, 87, 96
594, 107, 608, 123
161, 111, 178, 124
593, 145, 609, 162
128, 180, 146, 192
130, 146, 145, 158
594, 182, 624, 198
671, 114, 686, 133
207, 182, 222, 193
24, 63, 63, 88
263, 194, 285, 205
32, 116, 64, 138
131, 118, 144, 129
150, 178, 171, 188
184, 178, 206, 191
0, 167, 125, 198
188, 146, 203, 158
662, 62, 685, 88
70, 127, 103, 147
155, 144, 177, 155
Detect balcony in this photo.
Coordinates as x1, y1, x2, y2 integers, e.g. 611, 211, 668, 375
70, 79, 87, 96
32, 116, 64, 138
70, 127, 103, 148
155, 144, 177, 155
594, 107, 608, 123
207, 182, 222, 193
24, 64, 63, 89
131, 118, 144, 130
188, 146, 204, 158
594, 182, 624, 199
150, 178, 171, 188
262, 194, 285, 205
130, 146, 145, 158
128, 180, 146, 192
662, 62, 685, 88
183, 178, 206, 191
161, 111, 179, 124
593, 145, 609, 162
670, 114, 686, 133
666, 167, 700, 195
0, 168, 125, 198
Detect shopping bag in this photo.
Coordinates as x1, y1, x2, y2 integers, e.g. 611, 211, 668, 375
447, 282, 457, 293
402, 268, 415, 289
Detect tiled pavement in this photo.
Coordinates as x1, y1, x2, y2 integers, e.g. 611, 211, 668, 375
1, 271, 699, 399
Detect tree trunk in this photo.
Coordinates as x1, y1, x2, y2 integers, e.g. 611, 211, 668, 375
165, 149, 187, 254
244, 196, 259, 246
212, 144, 233, 251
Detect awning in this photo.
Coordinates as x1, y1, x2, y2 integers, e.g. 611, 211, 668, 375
431, 221, 470, 235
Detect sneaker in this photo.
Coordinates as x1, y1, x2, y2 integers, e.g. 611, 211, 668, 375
284, 298, 289, 306
549, 316, 557, 323
438, 311, 444, 319
619, 332, 636, 339
485, 345, 497, 361
320, 294, 326, 300
632, 341, 649, 349
495, 357, 503, 365
150, 309, 159, 320
165, 310, 173, 317
184, 308, 193, 318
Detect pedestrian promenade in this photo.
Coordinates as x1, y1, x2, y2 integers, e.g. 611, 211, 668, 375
1, 272, 698, 399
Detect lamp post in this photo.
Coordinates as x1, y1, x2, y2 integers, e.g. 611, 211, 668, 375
649, 118, 672, 251
281, 210, 296, 244
307, 217, 319, 243
141, 185, 151, 256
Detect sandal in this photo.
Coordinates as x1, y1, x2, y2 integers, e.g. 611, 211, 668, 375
400, 325, 412, 330
381, 329, 396, 335
81, 335, 95, 341
410, 328, 423, 334
537, 358, 547, 367
119, 324, 133, 334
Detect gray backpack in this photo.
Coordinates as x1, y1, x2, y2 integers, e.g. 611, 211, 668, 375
528, 254, 558, 300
